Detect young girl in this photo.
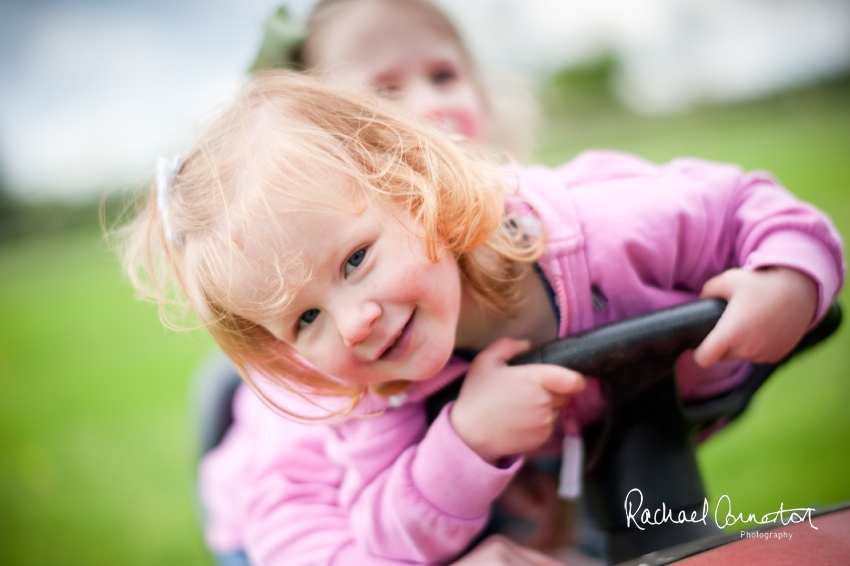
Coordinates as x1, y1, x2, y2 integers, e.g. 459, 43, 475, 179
203, 1, 559, 559
124, 71, 844, 566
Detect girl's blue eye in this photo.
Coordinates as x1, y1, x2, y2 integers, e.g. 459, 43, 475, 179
344, 248, 366, 276
298, 309, 319, 329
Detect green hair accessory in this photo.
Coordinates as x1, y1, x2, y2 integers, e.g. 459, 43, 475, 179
249, 6, 307, 72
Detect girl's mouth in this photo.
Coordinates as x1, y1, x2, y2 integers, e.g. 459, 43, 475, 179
379, 310, 416, 362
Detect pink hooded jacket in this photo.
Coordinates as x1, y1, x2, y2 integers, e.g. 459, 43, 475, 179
200, 151, 844, 565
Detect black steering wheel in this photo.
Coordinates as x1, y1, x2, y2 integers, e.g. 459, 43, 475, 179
506, 298, 842, 563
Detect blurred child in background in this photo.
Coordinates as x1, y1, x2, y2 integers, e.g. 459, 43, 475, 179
252, 0, 535, 158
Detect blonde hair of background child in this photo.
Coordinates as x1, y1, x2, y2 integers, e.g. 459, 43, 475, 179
120, 71, 544, 415
253, 0, 537, 160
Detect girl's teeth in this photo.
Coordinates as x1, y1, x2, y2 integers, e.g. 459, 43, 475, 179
385, 325, 405, 355
390, 329, 403, 347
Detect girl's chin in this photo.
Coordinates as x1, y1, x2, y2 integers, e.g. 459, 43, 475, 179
413, 342, 456, 380
374, 345, 454, 385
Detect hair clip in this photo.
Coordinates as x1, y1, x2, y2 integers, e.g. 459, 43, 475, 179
156, 155, 183, 245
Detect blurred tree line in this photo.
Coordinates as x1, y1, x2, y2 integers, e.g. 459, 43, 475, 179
0, 166, 124, 242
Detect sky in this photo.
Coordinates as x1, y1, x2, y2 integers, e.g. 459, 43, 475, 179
1, 0, 848, 202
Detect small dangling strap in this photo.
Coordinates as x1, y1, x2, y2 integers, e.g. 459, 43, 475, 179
559, 417, 583, 500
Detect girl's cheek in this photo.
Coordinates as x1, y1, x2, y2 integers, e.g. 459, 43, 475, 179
449, 90, 486, 143
451, 111, 485, 143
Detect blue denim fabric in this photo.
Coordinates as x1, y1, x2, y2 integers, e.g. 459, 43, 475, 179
215, 549, 250, 566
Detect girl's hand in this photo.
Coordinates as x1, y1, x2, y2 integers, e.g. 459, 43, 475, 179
693, 267, 818, 367
450, 338, 585, 465
450, 535, 564, 566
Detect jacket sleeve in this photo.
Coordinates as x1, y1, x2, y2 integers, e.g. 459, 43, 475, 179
201, 387, 520, 566
558, 152, 844, 403
674, 157, 843, 323
565, 152, 844, 323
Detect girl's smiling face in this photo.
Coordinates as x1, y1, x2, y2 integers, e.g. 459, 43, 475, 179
235, 197, 463, 386
309, 1, 487, 144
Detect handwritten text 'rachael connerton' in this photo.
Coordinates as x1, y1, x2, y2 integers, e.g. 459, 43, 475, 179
624, 489, 817, 531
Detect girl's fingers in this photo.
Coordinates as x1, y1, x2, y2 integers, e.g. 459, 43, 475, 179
695, 270, 738, 367
693, 319, 732, 367
538, 367, 585, 396
476, 337, 533, 367
476, 340, 586, 398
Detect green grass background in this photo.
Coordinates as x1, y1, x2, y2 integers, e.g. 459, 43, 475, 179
1, 77, 848, 564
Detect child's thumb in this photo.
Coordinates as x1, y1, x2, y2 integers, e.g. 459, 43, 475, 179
695, 270, 739, 366
692, 319, 731, 367
476, 337, 533, 366
700, 269, 739, 300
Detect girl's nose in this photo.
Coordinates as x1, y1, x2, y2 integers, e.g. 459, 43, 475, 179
338, 300, 382, 349
407, 82, 448, 126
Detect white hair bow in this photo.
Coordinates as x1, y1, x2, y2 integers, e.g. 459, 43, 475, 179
156, 155, 183, 245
